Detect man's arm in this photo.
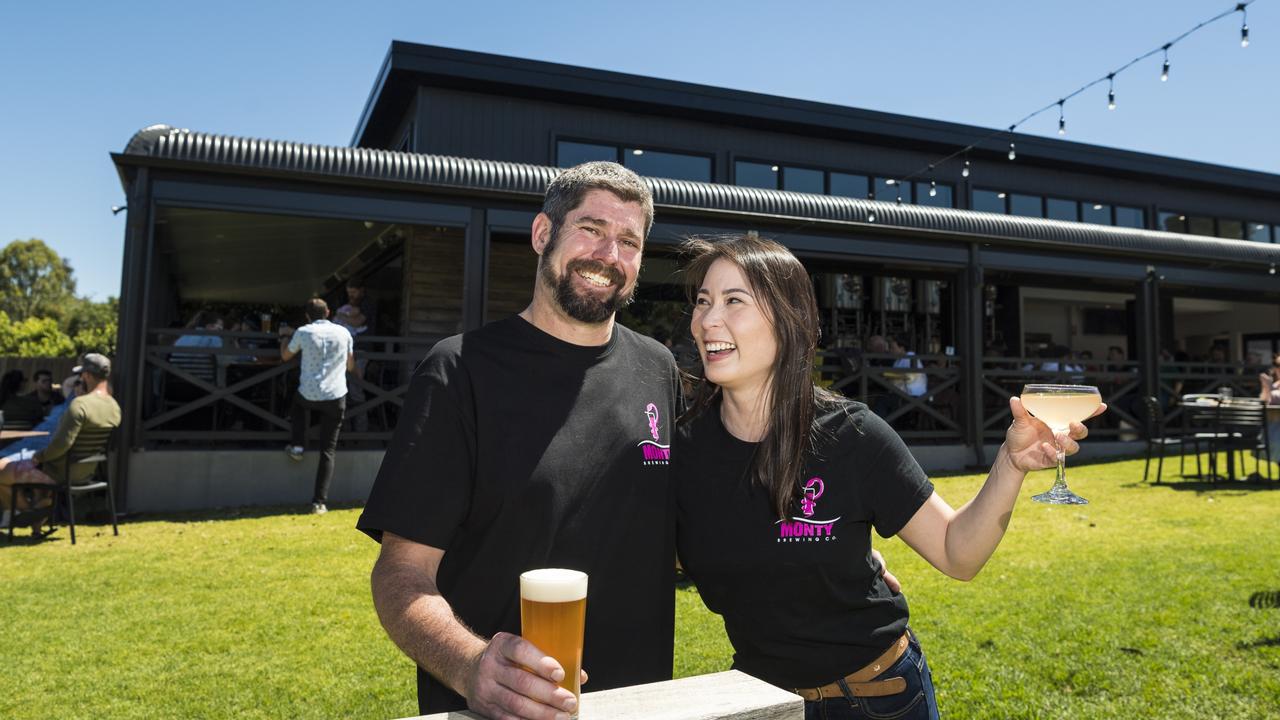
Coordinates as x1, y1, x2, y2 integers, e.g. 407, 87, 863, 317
33, 402, 83, 465
371, 532, 578, 720
279, 328, 298, 362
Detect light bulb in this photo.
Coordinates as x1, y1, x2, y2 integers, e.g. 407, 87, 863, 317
1242, 24, 1249, 47
1108, 88, 1116, 110
868, 211, 876, 223
1059, 117, 1066, 135
961, 160, 971, 178
1008, 142, 1016, 161
1161, 60, 1169, 81
929, 180, 938, 197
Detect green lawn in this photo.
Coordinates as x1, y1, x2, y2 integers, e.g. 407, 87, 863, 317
2, 455, 1278, 719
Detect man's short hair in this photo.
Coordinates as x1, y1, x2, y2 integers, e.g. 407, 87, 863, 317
543, 162, 654, 244
304, 297, 329, 321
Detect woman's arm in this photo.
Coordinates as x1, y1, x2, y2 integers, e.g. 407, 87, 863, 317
896, 396, 1101, 581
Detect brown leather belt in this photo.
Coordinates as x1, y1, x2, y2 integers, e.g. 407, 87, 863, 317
793, 632, 910, 701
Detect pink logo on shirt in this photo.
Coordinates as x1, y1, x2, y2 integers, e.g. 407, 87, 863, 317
776, 476, 839, 543
799, 477, 824, 517
637, 401, 670, 466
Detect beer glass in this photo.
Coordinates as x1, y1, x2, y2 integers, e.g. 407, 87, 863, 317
1020, 384, 1102, 505
520, 568, 587, 717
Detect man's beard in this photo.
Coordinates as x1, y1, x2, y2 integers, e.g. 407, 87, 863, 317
540, 257, 635, 324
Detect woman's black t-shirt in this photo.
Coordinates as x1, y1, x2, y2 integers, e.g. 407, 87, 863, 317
675, 399, 934, 689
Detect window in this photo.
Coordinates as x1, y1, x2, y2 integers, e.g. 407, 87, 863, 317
736, 161, 778, 189
1009, 194, 1043, 218
1047, 198, 1078, 222
1217, 219, 1244, 240
973, 189, 1006, 214
557, 140, 616, 167
1248, 222, 1273, 243
1081, 202, 1112, 226
915, 182, 954, 208
1114, 206, 1145, 229
1159, 211, 1186, 233
830, 172, 869, 199
625, 147, 712, 182
1187, 216, 1214, 237
782, 166, 824, 194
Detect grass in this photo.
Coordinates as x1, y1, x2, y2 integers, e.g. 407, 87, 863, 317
2, 455, 1278, 719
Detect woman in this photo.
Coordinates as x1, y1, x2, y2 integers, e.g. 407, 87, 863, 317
674, 235, 1101, 719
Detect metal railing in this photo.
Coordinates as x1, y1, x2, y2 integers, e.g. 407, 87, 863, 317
139, 329, 441, 447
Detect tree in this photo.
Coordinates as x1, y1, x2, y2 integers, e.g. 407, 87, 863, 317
0, 311, 76, 357
0, 238, 77, 322
65, 296, 119, 356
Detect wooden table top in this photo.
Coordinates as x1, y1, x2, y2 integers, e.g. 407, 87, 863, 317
0, 430, 49, 440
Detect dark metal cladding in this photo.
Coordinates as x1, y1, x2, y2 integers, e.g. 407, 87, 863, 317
121, 125, 1280, 266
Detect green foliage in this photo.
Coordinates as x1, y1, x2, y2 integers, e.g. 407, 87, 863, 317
0, 238, 77, 322
0, 457, 1277, 719
0, 240, 117, 358
0, 311, 76, 356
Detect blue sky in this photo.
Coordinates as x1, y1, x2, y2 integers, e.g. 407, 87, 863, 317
1, 1, 1274, 301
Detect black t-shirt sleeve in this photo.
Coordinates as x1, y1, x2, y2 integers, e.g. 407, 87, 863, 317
357, 339, 476, 548
855, 410, 934, 538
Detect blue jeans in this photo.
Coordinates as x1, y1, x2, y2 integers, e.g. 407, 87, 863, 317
804, 632, 939, 720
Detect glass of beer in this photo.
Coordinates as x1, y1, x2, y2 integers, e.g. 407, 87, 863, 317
520, 568, 587, 717
1020, 384, 1103, 505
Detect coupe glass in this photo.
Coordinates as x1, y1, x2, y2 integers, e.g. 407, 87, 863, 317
1020, 384, 1102, 505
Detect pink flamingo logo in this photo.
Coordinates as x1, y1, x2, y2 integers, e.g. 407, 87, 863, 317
645, 403, 661, 441
800, 477, 825, 517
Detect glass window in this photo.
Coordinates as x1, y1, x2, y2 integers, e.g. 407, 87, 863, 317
1009, 194, 1043, 218
830, 172, 869, 199
1159, 211, 1186, 233
915, 182, 954, 208
1217, 219, 1244, 240
1046, 198, 1078, 221
1187, 216, 1214, 237
973, 189, 1006, 214
1114, 206, 1145, 229
782, 166, 824, 194
1247, 222, 1272, 243
1081, 202, 1112, 226
875, 177, 909, 203
557, 140, 616, 167
625, 148, 712, 182
736, 161, 778, 189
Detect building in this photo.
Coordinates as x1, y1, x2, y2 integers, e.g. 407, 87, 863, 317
110, 42, 1280, 511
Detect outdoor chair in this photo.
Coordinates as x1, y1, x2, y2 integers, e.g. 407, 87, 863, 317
11, 426, 119, 545
1140, 396, 1186, 485
1180, 394, 1233, 481
1214, 397, 1271, 483
6, 480, 57, 542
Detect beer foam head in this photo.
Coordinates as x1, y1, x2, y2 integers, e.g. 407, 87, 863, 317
520, 568, 588, 602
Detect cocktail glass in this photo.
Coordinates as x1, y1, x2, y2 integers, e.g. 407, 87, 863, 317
1020, 383, 1102, 505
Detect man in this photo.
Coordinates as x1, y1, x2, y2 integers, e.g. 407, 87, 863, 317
24, 369, 64, 417
335, 280, 375, 433
280, 298, 354, 515
357, 162, 680, 718
0, 354, 120, 525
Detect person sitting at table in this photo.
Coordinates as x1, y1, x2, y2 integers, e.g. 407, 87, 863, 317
1, 370, 46, 429
1257, 354, 1280, 465
23, 369, 64, 417
172, 311, 226, 383
0, 354, 120, 527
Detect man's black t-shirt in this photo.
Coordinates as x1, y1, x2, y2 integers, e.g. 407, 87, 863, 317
675, 399, 933, 689
357, 316, 679, 713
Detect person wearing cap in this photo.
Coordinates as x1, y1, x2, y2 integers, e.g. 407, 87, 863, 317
0, 353, 121, 523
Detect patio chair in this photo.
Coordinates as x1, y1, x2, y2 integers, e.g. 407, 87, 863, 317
6, 479, 57, 541
12, 426, 119, 545
1215, 397, 1270, 483
1180, 394, 1233, 481
1140, 396, 1186, 485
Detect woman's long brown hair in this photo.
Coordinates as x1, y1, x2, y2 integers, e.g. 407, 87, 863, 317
680, 234, 843, 519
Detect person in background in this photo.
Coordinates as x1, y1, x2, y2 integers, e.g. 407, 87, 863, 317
335, 281, 374, 433
280, 298, 354, 514
0, 354, 121, 527
1, 370, 45, 428
24, 369, 64, 417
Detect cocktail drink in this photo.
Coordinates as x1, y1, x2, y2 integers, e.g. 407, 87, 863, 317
1020, 384, 1102, 504
520, 569, 588, 718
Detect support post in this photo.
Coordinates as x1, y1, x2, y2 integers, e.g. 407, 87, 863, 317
112, 167, 152, 511
964, 244, 986, 467
462, 207, 488, 332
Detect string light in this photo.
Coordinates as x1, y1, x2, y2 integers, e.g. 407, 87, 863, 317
883, 2, 1258, 198
929, 180, 938, 197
